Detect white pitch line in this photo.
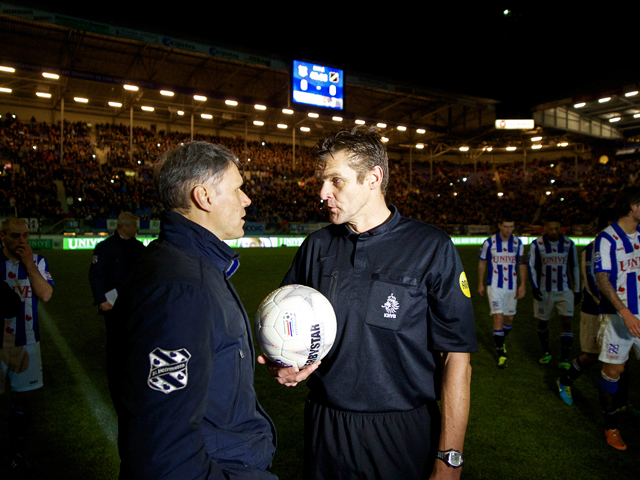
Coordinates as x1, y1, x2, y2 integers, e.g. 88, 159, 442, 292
39, 304, 118, 449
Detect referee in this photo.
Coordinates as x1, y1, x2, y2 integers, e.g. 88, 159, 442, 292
259, 126, 477, 480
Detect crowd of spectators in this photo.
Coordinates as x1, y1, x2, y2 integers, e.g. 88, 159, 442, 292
1, 114, 638, 233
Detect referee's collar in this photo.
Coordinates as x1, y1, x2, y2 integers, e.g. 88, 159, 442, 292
340, 204, 401, 239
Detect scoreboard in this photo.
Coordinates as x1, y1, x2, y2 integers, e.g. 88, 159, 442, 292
292, 60, 344, 111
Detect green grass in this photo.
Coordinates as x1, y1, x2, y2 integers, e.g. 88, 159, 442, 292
2, 245, 638, 479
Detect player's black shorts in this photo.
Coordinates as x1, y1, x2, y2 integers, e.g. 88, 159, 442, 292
303, 397, 441, 480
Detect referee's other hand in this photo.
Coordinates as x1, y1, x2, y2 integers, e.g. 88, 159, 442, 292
257, 355, 319, 387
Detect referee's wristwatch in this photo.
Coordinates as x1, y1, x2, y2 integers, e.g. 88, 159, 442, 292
436, 449, 464, 468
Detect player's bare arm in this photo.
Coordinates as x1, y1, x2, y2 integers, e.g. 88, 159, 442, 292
596, 271, 640, 338
16, 242, 52, 302
429, 351, 471, 480
257, 354, 320, 387
477, 260, 486, 296
516, 263, 527, 299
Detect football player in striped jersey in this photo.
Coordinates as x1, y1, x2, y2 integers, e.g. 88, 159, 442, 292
528, 218, 580, 368
556, 209, 615, 406
594, 187, 640, 450
478, 218, 526, 368
0, 218, 54, 471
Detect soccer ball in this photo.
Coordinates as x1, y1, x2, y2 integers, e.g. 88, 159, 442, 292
255, 284, 337, 369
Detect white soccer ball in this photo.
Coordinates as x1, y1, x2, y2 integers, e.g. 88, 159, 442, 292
255, 284, 337, 369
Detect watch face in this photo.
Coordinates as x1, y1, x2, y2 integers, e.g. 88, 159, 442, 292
449, 452, 462, 467
438, 450, 463, 468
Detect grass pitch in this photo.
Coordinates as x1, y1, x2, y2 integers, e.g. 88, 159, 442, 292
1, 245, 637, 479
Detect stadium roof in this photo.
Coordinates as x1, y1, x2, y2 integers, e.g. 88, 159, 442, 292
1, 2, 639, 158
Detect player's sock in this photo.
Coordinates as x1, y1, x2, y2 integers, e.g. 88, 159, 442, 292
493, 330, 505, 355
537, 320, 549, 354
614, 370, 631, 410
599, 372, 619, 431
503, 324, 512, 338
8, 407, 31, 453
560, 332, 573, 362
560, 357, 584, 386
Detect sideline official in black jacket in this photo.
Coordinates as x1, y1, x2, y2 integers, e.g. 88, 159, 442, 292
88, 211, 145, 313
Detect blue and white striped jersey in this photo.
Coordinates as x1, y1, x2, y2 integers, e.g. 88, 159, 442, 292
594, 221, 640, 315
528, 234, 579, 293
479, 234, 524, 290
1, 251, 54, 346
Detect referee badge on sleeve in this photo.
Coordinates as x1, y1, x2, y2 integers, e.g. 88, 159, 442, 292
459, 272, 471, 298
148, 347, 191, 394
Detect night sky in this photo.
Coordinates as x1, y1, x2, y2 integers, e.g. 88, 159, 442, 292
4, 2, 640, 110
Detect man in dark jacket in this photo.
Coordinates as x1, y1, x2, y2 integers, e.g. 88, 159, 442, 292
111, 142, 277, 479
88, 211, 145, 314
88, 211, 145, 396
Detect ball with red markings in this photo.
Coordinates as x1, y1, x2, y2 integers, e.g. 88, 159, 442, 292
255, 284, 337, 369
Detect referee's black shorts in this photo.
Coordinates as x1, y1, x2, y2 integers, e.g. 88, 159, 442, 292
303, 397, 441, 480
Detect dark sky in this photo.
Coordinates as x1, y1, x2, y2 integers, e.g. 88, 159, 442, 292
6, 2, 640, 108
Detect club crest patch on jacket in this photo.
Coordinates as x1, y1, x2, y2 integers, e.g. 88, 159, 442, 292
148, 347, 191, 394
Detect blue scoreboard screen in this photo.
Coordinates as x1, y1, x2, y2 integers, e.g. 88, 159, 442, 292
292, 60, 344, 111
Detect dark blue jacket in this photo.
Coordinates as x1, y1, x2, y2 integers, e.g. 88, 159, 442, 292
112, 211, 277, 479
88, 231, 145, 307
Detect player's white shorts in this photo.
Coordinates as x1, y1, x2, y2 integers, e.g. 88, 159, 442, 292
580, 312, 603, 355
598, 313, 640, 365
534, 290, 574, 321
487, 285, 517, 316
0, 342, 43, 394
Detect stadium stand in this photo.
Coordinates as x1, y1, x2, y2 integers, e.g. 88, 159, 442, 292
1, 114, 638, 235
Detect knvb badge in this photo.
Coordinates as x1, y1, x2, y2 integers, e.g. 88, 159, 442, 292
382, 293, 400, 318
148, 347, 191, 394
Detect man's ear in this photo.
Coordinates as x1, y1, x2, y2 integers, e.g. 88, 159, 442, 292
191, 184, 214, 212
368, 166, 384, 190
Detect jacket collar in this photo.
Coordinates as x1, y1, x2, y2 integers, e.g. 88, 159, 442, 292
160, 211, 240, 277
340, 204, 401, 239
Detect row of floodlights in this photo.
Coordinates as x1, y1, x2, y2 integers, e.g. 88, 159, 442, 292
496, 191, 564, 199
0, 67, 575, 148
0, 67, 434, 135
574, 91, 640, 123
446, 192, 564, 200
456, 140, 569, 152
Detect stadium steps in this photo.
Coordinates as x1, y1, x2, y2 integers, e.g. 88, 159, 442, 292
54, 179, 68, 213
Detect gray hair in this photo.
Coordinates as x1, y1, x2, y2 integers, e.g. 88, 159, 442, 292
154, 141, 240, 212
316, 125, 389, 195
117, 211, 138, 228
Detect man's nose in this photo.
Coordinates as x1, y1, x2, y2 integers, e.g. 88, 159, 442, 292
319, 183, 331, 200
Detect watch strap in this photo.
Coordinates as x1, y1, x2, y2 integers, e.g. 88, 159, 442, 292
436, 449, 463, 468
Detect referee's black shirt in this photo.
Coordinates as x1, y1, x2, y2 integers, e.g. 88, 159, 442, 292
282, 205, 478, 413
